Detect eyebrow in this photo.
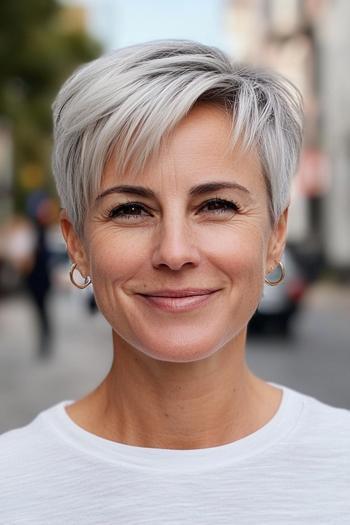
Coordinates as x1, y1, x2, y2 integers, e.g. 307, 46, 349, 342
96, 182, 251, 202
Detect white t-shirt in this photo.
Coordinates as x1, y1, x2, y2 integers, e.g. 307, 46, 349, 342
1, 383, 350, 524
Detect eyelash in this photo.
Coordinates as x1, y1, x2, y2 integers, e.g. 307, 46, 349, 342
106, 198, 241, 221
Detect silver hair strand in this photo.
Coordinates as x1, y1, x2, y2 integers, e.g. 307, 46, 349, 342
52, 39, 304, 236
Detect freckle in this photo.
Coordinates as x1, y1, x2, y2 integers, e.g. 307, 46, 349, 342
164, 412, 169, 418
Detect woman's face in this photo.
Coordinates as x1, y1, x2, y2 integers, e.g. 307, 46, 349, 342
63, 104, 287, 362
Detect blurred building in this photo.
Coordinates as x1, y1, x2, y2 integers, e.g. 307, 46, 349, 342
226, 0, 350, 275
321, 0, 350, 274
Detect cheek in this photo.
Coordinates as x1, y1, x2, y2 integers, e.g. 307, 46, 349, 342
200, 225, 267, 311
200, 223, 268, 276
87, 229, 149, 286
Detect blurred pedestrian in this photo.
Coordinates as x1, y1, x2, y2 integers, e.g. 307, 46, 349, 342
1, 193, 55, 357
0, 215, 34, 296
24, 192, 55, 357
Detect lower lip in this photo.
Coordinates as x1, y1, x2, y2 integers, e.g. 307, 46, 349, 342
137, 291, 219, 313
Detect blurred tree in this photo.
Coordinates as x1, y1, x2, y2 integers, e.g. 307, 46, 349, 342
0, 0, 102, 209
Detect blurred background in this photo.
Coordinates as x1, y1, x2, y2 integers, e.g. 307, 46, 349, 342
1, 0, 349, 433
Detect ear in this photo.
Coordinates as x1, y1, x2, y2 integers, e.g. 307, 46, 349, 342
266, 207, 289, 274
60, 210, 90, 278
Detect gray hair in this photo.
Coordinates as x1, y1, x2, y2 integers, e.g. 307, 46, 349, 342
52, 39, 303, 236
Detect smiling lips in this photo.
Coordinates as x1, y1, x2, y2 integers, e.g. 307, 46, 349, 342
137, 288, 220, 313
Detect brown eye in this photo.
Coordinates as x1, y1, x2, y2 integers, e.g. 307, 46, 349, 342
198, 198, 240, 215
108, 203, 151, 220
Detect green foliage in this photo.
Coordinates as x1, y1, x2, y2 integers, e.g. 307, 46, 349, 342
0, 0, 102, 207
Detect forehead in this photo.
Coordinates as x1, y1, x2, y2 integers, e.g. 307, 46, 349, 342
102, 104, 264, 195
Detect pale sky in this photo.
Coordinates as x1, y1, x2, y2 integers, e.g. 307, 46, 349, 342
65, 0, 230, 52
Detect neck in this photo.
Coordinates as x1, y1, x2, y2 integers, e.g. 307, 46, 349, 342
66, 330, 282, 449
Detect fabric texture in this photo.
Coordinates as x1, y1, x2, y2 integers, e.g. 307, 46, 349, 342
1, 383, 350, 524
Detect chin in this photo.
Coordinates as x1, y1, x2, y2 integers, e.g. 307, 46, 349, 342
142, 345, 217, 364
122, 325, 245, 364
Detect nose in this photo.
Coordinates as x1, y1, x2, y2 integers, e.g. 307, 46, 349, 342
151, 217, 201, 271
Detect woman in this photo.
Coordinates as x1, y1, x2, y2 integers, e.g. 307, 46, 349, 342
1, 40, 349, 523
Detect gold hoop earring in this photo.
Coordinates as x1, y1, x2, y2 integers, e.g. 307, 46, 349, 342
264, 261, 285, 286
69, 263, 91, 289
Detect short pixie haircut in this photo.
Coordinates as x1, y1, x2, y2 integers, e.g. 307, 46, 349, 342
52, 39, 303, 236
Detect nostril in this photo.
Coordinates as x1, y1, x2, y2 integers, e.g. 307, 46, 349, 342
151, 244, 199, 271
152, 256, 198, 272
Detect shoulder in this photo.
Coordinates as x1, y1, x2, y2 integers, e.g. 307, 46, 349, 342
0, 402, 70, 479
0, 403, 75, 519
0, 414, 48, 467
285, 386, 350, 452
302, 390, 350, 429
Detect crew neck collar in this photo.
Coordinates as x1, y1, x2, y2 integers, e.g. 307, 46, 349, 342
43, 382, 304, 472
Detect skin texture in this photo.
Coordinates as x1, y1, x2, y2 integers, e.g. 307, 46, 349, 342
61, 103, 288, 449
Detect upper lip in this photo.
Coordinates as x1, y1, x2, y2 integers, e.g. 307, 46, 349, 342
138, 288, 220, 298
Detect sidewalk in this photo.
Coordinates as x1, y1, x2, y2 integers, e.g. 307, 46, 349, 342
0, 290, 111, 433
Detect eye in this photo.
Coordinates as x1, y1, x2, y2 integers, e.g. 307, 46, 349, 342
107, 202, 152, 221
197, 198, 241, 216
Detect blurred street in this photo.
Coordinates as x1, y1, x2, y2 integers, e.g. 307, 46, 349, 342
1, 282, 349, 434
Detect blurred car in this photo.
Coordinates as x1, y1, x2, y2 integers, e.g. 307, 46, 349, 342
249, 247, 307, 337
